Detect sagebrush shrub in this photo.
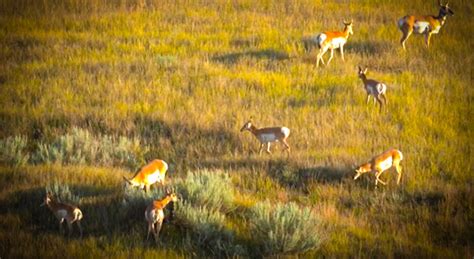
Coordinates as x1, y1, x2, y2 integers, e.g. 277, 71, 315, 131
176, 170, 234, 212
249, 201, 325, 255
175, 202, 245, 257
46, 181, 81, 205
0, 136, 30, 166
31, 128, 148, 168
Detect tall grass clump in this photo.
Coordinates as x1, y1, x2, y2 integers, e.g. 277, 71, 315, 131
175, 202, 245, 257
31, 128, 148, 169
176, 170, 234, 212
0, 136, 29, 167
249, 201, 325, 255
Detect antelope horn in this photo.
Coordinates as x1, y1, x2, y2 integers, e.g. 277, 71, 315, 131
438, 0, 443, 6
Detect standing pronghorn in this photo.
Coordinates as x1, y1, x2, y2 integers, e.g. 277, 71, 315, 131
314, 20, 353, 67
398, 1, 454, 50
145, 189, 178, 241
354, 149, 404, 187
240, 119, 290, 155
40, 192, 83, 238
123, 159, 169, 193
357, 66, 388, 111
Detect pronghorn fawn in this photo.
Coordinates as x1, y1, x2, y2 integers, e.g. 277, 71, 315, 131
357, 66, 388, 111
398, 1, 454, 50
145, 189, 178, 242
123, 159, 168, 193
314, 20, 353, 67
40, 192, 83, 238
240, 119, 290, 155
354, 148, 404, 187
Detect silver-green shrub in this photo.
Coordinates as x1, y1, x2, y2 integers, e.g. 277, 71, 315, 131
0, 136, 30, 166
31, 128, 147, 168
175, 202, 245, 257
46, 181, 81, 205
249, 201, 325, 255
176, 170, 234, 212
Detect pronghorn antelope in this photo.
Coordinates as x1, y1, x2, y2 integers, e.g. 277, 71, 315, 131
240, 119, 290, 155
145, 189, 178, 241
357, 66, 388, 111
398, 1, 454, 50
314, 20, 353, 67
40, 192, 83, 238
123, 159, 169, 193
354, 148, 404, 187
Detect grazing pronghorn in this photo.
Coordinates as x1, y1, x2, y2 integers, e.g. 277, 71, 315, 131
354, 148, 404, 187
357, 66, 388, 111
398, 1, 454, 50
123, 159, 169, 193
40, 192, 83, 238
240, 119, 290, 155
145, 189, 178, 241
314, 20, 353, 67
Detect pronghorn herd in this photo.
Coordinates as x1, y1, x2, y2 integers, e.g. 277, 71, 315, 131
41, 1, 453, 242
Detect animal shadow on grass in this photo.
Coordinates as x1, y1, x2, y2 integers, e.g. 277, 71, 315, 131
133, 117, 245, 173
212, 48, 289, 65
346, 40, 391, 55
269, 164, 354, 190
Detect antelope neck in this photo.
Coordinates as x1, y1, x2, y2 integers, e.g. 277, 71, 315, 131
154, 195, 174, 209
248, 125, 260, 135
359, 74, 368, 84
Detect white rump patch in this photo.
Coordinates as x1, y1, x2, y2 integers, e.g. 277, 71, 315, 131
281, 127, 290, 138
316, 33, 327, 47
377, 83, 387, 94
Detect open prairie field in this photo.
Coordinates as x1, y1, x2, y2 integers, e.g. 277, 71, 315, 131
0, 0, 473, 257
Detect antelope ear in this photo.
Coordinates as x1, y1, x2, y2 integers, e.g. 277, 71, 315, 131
358, 66, 362, 71
123, 176, 132, 184
363, 67, 368, 74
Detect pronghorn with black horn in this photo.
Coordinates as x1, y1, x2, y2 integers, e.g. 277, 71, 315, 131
313, 20, 353, 67
40, 192, 83, 238
398, 1, 454, 50
123, 159, 169, 193
240, 118, 290, 155
357, 66, 388, 112
145, 188, 178, 242
354, 148, 404, 187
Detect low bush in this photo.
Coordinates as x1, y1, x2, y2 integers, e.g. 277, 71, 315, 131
176, 170, 234, 212
0, 136, 29, 167
175, 202, 245, 257
30, 128, 148, 169
249, 201, 325, 255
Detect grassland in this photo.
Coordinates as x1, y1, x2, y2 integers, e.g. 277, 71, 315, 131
0, 0, 473, 257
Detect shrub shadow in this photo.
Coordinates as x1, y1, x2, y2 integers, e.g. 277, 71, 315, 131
212, 49, 289, 65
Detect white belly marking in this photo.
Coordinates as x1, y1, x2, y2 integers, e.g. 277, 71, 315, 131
147, 172, 164, 184
379, 158, 393, 171
259, 134, 277, 143
413, 21, 430, 34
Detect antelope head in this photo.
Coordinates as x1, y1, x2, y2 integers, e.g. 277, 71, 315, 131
343, 20, 354, 35
240, 118, 253, 132
40, 192, 52, 207
357, 66, 368, 79
354, 163, 371, 180
165, 188, 179, 202
438, 1, 454, 17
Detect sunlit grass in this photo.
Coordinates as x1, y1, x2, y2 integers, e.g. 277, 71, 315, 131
0, 0, 472, 257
